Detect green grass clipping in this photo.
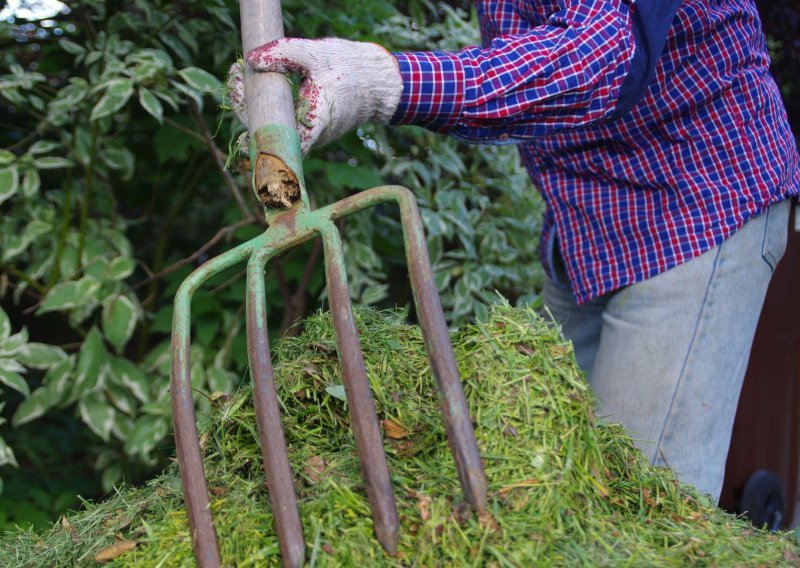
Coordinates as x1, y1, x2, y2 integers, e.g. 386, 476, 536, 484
2, 305, 799, 566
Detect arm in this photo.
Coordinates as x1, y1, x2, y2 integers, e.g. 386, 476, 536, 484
239, 0, 681, 150
392, 0, 682, 141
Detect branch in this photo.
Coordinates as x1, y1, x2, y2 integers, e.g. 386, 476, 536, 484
163, 117, 206, 144
132, 218, 255, 294
279, 237, 322, 335
188, 103, 260, 224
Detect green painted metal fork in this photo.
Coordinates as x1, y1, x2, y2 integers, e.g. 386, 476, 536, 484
169, 2, 487, 567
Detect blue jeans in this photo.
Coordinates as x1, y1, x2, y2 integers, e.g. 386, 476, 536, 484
543, 200, 791, 500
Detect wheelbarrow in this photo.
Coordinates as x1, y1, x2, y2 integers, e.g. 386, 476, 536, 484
169, 0, 488, 566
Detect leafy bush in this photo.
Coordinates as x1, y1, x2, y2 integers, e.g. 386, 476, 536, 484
0, 0, 543, 528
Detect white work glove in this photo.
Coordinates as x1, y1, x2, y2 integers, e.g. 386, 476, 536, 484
228, 37, 403, 154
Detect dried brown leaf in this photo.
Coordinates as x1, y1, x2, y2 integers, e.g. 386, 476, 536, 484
382, 418, 409, 439
303, 363, 322, 377
304, 455, 328, 484
95, 540, 138, 563
479, 512, 501, 533
514, 342, 535, 356
416, 493, 432, 522
61, 516, 80, 544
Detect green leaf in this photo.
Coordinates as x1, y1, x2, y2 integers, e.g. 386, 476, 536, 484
33, 156, 75, 169
138, 87, 164, 123
101, 145, 135, 180
420, 209, 449, 239
461, 270, 484, 293
0, 307, 9, 342
50, 81, 89, 112
108, 356, 150, 403
44, 357, 74, 406
159, 33, 192, 65
0, 166, 19, 205
38, 277, 102, 314
325, 384, 347, 402
106, 257, 136, 281
177, 66, 222, 93
101, 463, 122, 492
0, 328, 28, 357
22, 219, 51, 243
325, 162, 383, 190
112, 415, 134, 442
58, 38, 86, 55
17, 343, 68, 370
21, 168, 40, 197
0, 150, 15, 166
0, 436, 17, 468
106, 381, 136, 415
0, 369, 29, 396
102, 295, 139, 353
12, 388, 51, 427
84, 257, 109, 280
79, 391, 116, 442
85, 51, 103, 66
90, 79, 134, 121
37, 281, 80, 314
124, 415, 169, 460
0, 358, 25, 374
71, 327, 107, 398
28, 140, 61, 155
169, 79, 202, 108
207, 366, 237, 394
361, 284, 388, 305
2, 219, 52, 261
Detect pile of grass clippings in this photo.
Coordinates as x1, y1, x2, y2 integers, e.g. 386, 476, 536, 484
2, 305, 799, 567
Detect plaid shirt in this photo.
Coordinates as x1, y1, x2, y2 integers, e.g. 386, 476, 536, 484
391, 0, 800, 304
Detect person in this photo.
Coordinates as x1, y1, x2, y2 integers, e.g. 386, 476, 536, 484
230, 0, 800, 501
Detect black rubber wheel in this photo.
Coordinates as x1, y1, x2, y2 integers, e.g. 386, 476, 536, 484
739, 470, 786, 531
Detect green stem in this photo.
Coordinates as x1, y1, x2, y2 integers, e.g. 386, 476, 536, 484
48, 168, 74, 287
77, 125, 98, 264
1, 265, 47, 295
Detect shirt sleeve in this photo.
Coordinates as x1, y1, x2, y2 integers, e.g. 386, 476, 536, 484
390, 0, 681, 142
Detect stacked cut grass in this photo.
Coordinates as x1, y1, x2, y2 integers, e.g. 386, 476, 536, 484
2, 305, 798, 566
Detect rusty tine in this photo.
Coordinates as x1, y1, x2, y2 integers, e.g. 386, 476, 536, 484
171, 239, 266, 568
246, 247, 305, 568
319, 221, 400, 554
392, 189, 488, 514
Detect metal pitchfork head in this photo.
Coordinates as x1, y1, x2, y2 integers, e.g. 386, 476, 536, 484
169, 1, 487, 566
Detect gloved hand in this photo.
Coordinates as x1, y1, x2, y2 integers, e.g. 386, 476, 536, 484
228, 37, 403, 154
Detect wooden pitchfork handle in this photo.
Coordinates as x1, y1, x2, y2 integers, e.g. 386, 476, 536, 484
240, 0, 302, 209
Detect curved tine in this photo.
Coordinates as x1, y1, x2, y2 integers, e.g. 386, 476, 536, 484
171, 235, 268, 568
246, 247, 305, 568
172, 291, 220, 568
318, 222, 400, 555
392, 187, 488, 514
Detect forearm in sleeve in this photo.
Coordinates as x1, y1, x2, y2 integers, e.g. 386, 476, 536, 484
390, 0, 681, 142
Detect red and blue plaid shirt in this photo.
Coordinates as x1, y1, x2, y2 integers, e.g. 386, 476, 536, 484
391, 0, 800, 304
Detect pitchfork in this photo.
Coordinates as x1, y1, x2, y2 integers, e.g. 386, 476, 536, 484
169, 1, 488, 566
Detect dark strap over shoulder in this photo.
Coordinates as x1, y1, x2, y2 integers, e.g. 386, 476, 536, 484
613, 0, 683, 116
